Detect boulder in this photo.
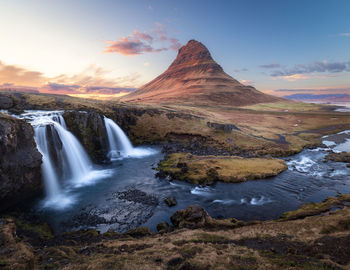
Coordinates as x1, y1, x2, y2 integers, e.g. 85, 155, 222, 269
164, 197, 177, 207
170, 205, 211, 228
0, 114, 42, 210
156, 222, 170, 233
207, 122, 239, 133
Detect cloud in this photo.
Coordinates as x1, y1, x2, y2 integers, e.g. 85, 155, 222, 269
274, 74, 310, 81
169, 38, 181, 51
259, 63, 281, 69
240, 79, 255, 85
133, 30, 153, 43
234, 68, 248, 73
105, 23, 182, 56
0, 61, 46, 86
0, 61, 140, 99
105, 37, 167, 55
338, 33, 350, 37
270, 60, 350, 77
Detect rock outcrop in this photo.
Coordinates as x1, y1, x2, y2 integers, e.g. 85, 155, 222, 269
122, 40, 282, 106
63, 111, 109, 163
170, 205, 212, 228
0, 114, 42, 210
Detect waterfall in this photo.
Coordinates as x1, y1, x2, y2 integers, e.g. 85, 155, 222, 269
103, 116, 156, 159
34, 125, 61, 199
20, 111, 101, 208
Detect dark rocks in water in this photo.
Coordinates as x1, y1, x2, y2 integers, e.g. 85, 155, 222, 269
207, 122, 239, 133
115, 189, 159, 206
63, 111, 109, 163
0, 114, 42, 211
156, 222, 170, 233
61, 189, 159, 234
164, 197, 177, 207
170, 205, 211, 229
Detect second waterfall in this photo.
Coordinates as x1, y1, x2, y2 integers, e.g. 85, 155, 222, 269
104, 116, 155, 160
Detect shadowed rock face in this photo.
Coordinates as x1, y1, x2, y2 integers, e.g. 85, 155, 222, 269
122, 40, 282, 106
63, 111, 109, 163
0, 114, 42, 210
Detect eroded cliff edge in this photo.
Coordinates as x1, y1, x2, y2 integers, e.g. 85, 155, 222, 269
0, 113, 42, 210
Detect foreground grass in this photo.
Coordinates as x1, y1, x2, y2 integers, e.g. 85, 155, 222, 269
2, 195, 350, 270
157, 153, 287, 184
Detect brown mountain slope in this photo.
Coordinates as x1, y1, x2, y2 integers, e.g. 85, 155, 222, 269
122, 40, 283, 106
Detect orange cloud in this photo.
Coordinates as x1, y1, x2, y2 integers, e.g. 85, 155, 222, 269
0, 61, 46, 86
0, 61, 139, 99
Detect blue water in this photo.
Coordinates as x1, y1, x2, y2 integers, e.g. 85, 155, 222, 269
34, 130, 350, 233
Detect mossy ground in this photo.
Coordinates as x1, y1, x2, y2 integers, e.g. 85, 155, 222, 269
280, 194, 350, 220
2, 195, 350, 269
157, 153, 287, 184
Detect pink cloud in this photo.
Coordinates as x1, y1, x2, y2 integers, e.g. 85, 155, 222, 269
105, 37, 166, 55
105, 24, 182, 56
133, 30, 153, 43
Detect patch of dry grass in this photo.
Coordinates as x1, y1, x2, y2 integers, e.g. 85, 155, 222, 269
158, 153, 287, 184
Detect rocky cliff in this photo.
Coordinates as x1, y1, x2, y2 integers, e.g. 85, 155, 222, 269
0, 113, 42, 210
122, 40, 282, 106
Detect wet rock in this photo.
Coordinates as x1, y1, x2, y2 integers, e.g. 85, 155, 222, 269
115, 189, 159, 206
170, 205, 211, 228
0, 114, 42, 210
62, 189, 159, 233
164, 197, 177, 207
207, 122, 239, 133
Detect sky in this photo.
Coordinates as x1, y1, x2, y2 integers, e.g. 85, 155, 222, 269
0, 0, 349, 99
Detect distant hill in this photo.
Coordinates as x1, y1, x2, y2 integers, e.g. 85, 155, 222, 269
284, 93, 350, 102
122, 40, 282, 106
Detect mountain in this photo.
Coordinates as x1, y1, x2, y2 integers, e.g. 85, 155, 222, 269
122, 40, 282, 106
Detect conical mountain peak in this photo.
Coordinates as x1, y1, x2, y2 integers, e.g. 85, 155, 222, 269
167, 39, 223, 73
122, 40, 281, 106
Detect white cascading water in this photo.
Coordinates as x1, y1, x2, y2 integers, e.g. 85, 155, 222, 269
103, 116, 155, 160
19, 111, 109, 208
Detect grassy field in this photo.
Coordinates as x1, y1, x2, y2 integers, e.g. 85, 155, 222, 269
2, 91, 350, 158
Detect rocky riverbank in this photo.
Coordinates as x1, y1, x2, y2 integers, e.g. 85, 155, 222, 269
1, 194, 350, 269
0, 113, 42, 211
